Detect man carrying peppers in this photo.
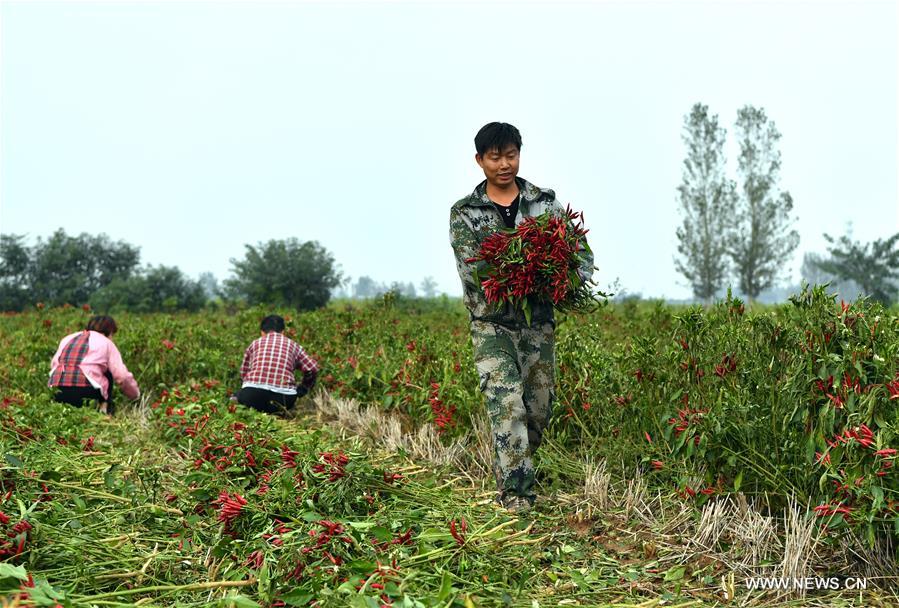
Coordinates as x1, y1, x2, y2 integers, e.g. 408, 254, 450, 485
449, 122, 594, 512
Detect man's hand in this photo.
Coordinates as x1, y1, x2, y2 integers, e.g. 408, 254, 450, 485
577, 267, 593, 285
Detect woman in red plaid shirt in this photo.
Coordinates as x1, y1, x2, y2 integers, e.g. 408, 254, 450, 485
237, 315, 318, 415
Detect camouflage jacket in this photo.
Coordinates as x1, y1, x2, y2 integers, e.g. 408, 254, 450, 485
449, 177, 594, 328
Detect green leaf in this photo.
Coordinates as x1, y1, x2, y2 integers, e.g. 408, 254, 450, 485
190, 488, 213, 501
337, 576, 363, 593
280, 592, 314, 606
348, 560, 377, 573
872, 486, 884, 512
257, 562, 270, 594
4, 453, 23, 468
663, 565, 686, 582
0, 563, 28, 581
383, 582, 401, 597
214, 595, 261, 608
349, 597, 379, 608
804, 433, 816, 464
733, 471, 743, 492
569, 569, 588, 588
24, 581, 65, 603
436, 571, 453, 601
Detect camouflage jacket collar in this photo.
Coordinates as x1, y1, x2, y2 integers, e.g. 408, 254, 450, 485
468, 177, 545, 209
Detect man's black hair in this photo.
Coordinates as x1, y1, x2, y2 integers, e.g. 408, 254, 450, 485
475, 122, 522, 157
260, 315, 286, 333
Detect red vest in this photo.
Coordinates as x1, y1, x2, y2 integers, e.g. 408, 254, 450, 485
49, 331, 92, 388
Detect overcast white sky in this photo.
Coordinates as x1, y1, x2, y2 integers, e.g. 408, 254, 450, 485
1, 0, 897, 299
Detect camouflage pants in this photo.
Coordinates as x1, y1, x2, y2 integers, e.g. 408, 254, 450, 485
470, 320, 555, 503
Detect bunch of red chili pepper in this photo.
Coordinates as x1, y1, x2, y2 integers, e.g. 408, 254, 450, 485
212, 491, 247, 525
466, 205, 602, 323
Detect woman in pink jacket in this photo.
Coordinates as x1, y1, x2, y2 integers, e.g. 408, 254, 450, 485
48, 315, 140, 415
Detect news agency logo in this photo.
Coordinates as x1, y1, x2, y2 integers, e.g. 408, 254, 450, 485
742, 576, 868, 592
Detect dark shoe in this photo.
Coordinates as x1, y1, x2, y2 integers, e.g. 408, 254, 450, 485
498, 494, 533, 514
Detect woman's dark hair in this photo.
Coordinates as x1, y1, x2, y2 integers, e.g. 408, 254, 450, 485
260, 315, 286, 333
86, 315, 118, 337
475, 122, 522, 157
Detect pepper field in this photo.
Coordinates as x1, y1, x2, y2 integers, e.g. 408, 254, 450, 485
1, 287, 898, 607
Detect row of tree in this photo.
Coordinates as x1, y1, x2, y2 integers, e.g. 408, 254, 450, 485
674, 103, 898, 305
0, 231, 344, 312
0, 230, 449, 312
338, 276, 440, 300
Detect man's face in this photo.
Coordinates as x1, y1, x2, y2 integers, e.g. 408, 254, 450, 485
476, 144, 520, 188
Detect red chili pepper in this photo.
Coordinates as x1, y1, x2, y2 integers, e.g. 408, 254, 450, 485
281, 445, 299, 468
392, 529, 414, 546
449, 518, 467, 545
887, 380, 899, 401
212, 491, 247, 524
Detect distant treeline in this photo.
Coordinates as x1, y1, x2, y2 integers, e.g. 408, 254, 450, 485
0, 230, 333, 312
0, 230, 448, 313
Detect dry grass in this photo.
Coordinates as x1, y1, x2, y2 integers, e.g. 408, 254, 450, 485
456, 413, 495, 481
311, 391, 896, 606
312, 391, 468, 467
776, 497, 823, 600
120, 393, 154, 429
583, 457, 611, 512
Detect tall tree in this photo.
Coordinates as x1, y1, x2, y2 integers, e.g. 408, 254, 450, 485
674, 103, 736, 303
0, 235, 30, 284
352, 276, 382, 299
0, 235, 32, 310
387, 281, 416, 298
420, 276, 438, 298
800, 231, 862, 302
730, 106, 799, 302
198, 272, 221, 301
225, 239, 342, 311
812, 230, 899, 305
